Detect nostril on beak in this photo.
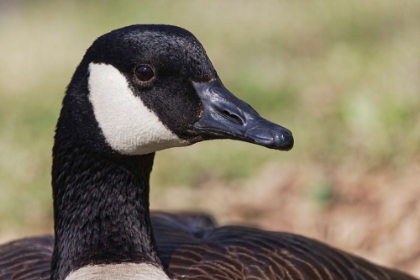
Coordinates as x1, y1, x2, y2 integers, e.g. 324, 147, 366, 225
221, 110, 244, 125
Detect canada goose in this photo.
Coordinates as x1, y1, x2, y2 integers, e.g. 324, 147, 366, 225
0, 25, 416, 280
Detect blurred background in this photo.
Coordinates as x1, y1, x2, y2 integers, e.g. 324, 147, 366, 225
1, 0, 420, 276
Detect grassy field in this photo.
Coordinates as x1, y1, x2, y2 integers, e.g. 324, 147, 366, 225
1, 0, 420, 276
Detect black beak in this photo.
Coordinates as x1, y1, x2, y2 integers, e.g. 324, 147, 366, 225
192, 79, 293, 151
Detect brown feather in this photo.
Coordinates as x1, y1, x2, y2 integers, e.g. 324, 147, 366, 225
0, 212, 416, 280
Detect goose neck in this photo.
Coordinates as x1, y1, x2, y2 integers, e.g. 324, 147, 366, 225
50, 141, 161, 280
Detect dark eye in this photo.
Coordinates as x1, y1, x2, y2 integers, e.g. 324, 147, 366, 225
135, 65, 154, 81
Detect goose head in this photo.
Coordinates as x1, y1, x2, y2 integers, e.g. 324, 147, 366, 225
51, 25, 294, 280
58, 24, 293, 156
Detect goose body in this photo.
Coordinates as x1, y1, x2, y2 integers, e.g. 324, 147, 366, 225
0, 25, 416, 280
0, 212, 417, 280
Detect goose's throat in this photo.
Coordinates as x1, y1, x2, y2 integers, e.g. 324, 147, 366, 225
51, 144, 161, 280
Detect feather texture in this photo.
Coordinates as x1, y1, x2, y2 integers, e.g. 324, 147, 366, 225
0, 212, 416, 280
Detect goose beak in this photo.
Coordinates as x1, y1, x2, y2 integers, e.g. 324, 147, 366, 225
192, 80, 294, 151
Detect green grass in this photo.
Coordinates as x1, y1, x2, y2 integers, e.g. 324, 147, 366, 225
1, 0, 420, 238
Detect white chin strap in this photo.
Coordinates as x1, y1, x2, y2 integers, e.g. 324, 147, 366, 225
88, 63, 188, 155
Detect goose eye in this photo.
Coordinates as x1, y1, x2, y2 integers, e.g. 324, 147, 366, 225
135, 65, 154, 81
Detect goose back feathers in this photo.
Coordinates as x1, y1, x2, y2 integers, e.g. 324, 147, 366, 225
0, 212, 416, 279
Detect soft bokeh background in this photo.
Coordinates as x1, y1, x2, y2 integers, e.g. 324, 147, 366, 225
1, 0, 420, 276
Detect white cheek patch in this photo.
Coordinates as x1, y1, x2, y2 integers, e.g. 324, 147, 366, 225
88, 63, 189, 155
65, 263, 170, 280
